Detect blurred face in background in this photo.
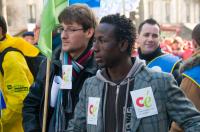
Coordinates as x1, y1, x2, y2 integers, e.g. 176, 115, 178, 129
137, 23, 160, 54
23, 35, 34, 44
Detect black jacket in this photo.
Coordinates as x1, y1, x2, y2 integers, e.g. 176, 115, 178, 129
22, 46, 98, 132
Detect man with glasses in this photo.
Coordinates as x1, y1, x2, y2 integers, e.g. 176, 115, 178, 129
22, 4, 98, 132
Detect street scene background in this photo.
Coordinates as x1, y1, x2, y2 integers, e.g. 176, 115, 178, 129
0, 0, 200, 60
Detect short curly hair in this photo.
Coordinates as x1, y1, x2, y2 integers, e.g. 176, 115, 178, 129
100, 14, 136, 55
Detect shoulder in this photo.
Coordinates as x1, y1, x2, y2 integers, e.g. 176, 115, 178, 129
181, 77, 196, 88
138, 66, 174, 81
80, 76, 104, 97
137, 66, 177, 91
4, 50, 25, 62
180, 53, 200, 73
83, 76, 104, 89
159, 54, 181, 64
84, 76, 101, 85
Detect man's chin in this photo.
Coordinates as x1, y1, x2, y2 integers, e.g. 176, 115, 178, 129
62, 47, 70, 52
143, 49, 155, 54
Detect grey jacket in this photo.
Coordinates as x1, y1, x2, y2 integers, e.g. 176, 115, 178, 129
67, 58, 200, 132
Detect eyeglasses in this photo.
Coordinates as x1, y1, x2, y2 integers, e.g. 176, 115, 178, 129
57, 27, 84, 34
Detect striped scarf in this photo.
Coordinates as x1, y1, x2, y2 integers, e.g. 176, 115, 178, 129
54, 49, 93, 132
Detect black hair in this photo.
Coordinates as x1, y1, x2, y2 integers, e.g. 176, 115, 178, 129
138, 18, 160, 34
192, 23, 200, 46
100, 13, 136, 55
0, 16, 7, 35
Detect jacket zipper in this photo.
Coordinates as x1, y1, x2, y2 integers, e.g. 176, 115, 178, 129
115, 85, 120, 132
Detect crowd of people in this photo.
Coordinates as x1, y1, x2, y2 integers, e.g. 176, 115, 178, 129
132, 35, 195, 61
160, 37, 195, 60
0, 3, 200, 132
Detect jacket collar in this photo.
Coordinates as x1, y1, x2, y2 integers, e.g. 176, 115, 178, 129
138, 47, 164, 63
51, 46, 97, 75
180, 49, 200, 73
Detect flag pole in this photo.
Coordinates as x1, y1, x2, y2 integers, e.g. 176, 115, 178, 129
42, 58, 51, 132
40, 0, 67, 131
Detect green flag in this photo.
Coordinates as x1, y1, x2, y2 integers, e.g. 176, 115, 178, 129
38, 0, 68, 59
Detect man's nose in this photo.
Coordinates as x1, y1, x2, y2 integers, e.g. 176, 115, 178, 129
61, 31, 69, 39
147, 35, 154, 41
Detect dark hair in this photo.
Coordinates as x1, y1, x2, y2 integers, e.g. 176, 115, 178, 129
100, 14, 136, 55
192, 23, 200, 46
138, 18, 160, 34
58, 4, 97, 31
0, 16, 7, 35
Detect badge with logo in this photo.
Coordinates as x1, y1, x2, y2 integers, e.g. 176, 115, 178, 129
130, 87, 158, 119
87, 97, 100, 125
61, 65, 72, 89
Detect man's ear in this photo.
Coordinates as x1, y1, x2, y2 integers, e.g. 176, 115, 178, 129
119, 40, 129, 52
192, 39, 199, 49
85, 28, 95, 38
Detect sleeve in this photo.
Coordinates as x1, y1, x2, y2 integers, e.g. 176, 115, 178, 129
165, 75, 200, 132
181, 77, 200, 111
1, 51, 33, 124
67, 80, 88, 132
22, 58, 47, 132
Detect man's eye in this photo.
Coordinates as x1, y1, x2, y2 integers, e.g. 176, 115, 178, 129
93, 38, 107, 44
152, 34, 158, 38
99, 39, 105, 43
68, 29, 75, 32
144, 33, 149, 37
58, 28, 64, 33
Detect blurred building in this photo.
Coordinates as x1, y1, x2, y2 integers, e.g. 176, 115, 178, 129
1, 0, 200, 38
132, 0, 200, 39
0, 0, 43, 35
138, 0, 200, 23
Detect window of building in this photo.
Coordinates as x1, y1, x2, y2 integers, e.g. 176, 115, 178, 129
165, 1, 170, 22
148, 0, 153, 17
27, 4, 36, 23
186, 1, 191, 22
